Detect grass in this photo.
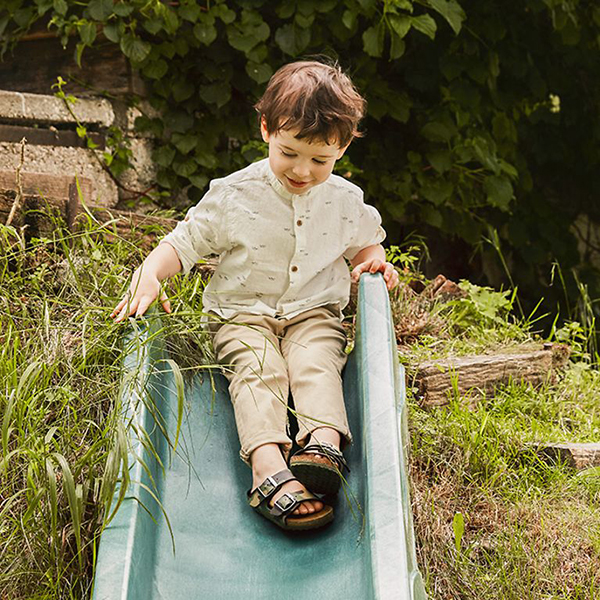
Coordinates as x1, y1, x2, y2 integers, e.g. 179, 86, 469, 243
1, 208, 599, 598
396, 276, 600, 599
0, 210, 213, 599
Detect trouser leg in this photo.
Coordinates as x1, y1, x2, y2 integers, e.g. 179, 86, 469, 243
210, 314, 292, 464
280, 306, 351, 448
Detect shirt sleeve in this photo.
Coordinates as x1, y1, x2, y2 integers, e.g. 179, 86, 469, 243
343, 199, 387, 261
159, 182, 231, 274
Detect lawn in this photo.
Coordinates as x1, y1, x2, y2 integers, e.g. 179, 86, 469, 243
0, 213, 598, 598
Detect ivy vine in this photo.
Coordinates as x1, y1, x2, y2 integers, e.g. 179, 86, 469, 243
2, 0, 600, 314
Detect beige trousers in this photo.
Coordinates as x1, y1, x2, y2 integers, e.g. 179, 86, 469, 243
209, 305, 351, 464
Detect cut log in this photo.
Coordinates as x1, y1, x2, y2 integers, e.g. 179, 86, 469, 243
414, 343, 571, 407
531, 443, 600, 470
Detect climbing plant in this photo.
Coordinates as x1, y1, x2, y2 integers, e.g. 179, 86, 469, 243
2, 0, 600, 316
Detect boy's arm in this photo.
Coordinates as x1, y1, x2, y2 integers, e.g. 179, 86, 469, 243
111, 242, 182, 322
350, 244, 399, 291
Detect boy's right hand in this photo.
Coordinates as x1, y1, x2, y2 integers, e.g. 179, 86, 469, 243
111, 267, 172, 323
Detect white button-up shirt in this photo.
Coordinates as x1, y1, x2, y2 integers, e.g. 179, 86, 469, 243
160, 158, 385, 319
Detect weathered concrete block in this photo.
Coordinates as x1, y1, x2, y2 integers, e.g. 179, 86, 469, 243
0, 142, 117, 206
0, 89, 114, 126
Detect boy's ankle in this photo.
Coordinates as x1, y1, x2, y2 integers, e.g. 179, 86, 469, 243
308, 427, 341, 449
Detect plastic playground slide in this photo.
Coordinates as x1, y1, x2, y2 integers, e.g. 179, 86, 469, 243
92, 273, 427, 600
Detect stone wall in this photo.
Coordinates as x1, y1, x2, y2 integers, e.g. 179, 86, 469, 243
0, 89, 156, 208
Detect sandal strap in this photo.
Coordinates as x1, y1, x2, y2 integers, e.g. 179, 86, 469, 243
247, 468, 296, 508
292, 441, 349, 473
268, 489, 319, 519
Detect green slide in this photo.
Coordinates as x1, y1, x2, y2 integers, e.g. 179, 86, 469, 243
92, 273, 427, 600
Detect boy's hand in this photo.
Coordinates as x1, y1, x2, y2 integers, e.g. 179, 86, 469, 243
111, 268, 172, 323
351, 259, 399, 291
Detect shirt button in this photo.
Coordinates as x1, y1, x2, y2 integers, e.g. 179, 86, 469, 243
291, 265, 298, 272
296, 219, 303, 226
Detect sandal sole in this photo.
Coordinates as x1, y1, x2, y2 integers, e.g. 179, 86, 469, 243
290, 460, 342, 496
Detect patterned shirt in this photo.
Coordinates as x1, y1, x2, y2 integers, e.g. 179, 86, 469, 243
160, 158, 385, 319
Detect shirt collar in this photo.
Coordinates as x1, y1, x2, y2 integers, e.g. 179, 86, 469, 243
266, 162, 314, 201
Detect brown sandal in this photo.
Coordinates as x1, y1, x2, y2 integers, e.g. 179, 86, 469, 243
247, 468, 334, 531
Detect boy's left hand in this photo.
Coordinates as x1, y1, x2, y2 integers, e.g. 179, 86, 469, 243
351, 259, 399, 290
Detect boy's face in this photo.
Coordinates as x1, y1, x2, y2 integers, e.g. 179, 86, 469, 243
261, 118, 348, 195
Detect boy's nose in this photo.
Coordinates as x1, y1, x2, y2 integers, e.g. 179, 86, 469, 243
292, 164, 311, 179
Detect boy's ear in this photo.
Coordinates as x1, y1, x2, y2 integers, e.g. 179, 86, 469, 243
336, 142, 351, 160
260, 116, 270, 142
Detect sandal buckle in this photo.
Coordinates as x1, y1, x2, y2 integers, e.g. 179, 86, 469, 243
258, 475, 278, 499
273, 493, 296, 512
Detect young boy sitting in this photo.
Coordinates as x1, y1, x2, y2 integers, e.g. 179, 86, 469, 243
112, 60, 399, 531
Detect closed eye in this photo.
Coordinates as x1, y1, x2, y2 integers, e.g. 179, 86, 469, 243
281, 150, 296, 158
313, 159, 326, 165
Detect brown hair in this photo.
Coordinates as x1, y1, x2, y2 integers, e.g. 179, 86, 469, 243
254, 60, 366, 147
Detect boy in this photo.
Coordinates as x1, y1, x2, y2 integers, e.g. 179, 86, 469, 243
112, 61, 399, 531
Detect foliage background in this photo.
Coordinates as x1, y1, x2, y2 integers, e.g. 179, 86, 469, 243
2, 0, 600, 329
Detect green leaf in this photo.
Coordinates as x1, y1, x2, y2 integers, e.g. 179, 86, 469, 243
246, 61, 273, 84
295, 12, 315, 28
75, 42, 85, 67
427, 150, 453, 173
173, 158, 198, 177
421, 121, 454, 142
342, 10, 357, 30
421, 178, 453, 205
53, 0, 68, 16
194, 22, 217, 46
79, 21, 96, 46
87, 0, 113, 21
390, 33, 406, 59
103, 22, 121, 43
179, 2, 201, 22
276, 0, 295, 19
113, 3, 134, 17
421, 204, 443, 227
427, 0, 465, 34
484, 175, 513, 210
162, 8, 180, 34
165, 111, 194, 133
362, 22, 385, 57
389, 14, 411, 38
392, 0, 414, 11
142, 58, 168, 79
411, 13, 437, 39
172, 78, 195, 102
153, 145, 176, 168
172, 133, 197, 154
120, 34, 151, 63
227, 10, 270, 54
275, 23, 311, 57
452, 512, 465, 553
143, 18, 163, 35
213, 5, 236, 24
199, 82, 231, 107
189, 174, 209, 189
247, 44, 268, 63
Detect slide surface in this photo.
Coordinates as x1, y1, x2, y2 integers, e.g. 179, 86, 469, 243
93, 274, 427, 600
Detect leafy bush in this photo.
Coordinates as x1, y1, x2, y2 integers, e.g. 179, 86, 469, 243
2, 0, 600, 318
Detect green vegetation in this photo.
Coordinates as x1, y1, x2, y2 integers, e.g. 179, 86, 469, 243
0, 213, 211, 598
2, 0, 600, 319
1, 216, 597, 597
398, 278, 600, 599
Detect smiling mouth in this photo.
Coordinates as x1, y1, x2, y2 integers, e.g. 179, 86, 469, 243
286, 176, 311, 188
